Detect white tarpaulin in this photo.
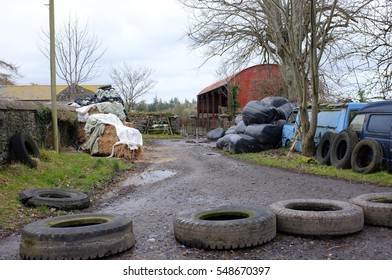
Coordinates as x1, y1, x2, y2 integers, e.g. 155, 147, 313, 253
82, 113, 143, 156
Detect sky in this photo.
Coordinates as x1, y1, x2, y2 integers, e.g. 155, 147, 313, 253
0, 0, 223, 103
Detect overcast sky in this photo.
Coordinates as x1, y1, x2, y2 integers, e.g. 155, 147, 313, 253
0, 0, 223, 103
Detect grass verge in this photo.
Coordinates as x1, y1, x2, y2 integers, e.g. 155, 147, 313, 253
230, 148, 392, 187
0, 150, 133, 234
142, 133, 184, 139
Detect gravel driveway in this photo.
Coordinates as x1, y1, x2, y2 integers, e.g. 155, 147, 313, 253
1, 138, 391, 260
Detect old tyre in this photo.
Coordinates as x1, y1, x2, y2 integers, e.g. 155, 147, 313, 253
330, 130, 359, 169
19, 213, 135, 260
9, 132, 41, 168
351, 139, 383, 174
269, 199, 364, 236
173, 206, 276, 249
316, 132, 336, 165
350, 193, 392, 227
19, 188, 90, 210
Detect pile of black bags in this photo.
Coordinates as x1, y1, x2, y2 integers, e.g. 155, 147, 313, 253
213, 96, 295, 154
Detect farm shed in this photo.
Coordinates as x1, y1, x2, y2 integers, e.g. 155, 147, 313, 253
197, 64, 282, 129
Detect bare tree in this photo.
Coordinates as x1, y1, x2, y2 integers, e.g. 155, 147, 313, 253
179, 0, 370, 156
342, 0, 392, 99
110, 63, 158, 111
0, 60, 21, 85
41, 14, 106, 95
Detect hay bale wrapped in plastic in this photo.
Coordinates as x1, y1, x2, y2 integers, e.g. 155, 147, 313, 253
216, 134, 233, 150
225, 125, 237, 135
242, 101, 279, 125
260, 96, 289, 107
235, 120, 247, 134
207, 127, 225, 140
227, 134, 272, 154
244, 120, 285, 147
276, 102, 296, 121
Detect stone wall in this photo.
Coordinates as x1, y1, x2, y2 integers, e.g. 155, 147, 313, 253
0, 100, 78, 165
127, 112, 181, 134
0, 100, 182, 165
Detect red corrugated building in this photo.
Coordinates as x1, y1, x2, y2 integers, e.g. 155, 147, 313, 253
197, 64, 282, 129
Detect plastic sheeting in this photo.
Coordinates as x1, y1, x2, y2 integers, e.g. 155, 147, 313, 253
244, 120, 286, 147
215, 96, 295, 154
227, 134, 273, 154
242, 101, 279, 125
216, 134, 232, 150
261, 96, 289, 108
234, 115, 243, 125
225, 125, 237, 135
235, 120, 247, 134
276, 102, 296, 121
207, 127, 225, 140
76, 102, 127, 122
81, 113, 143, 156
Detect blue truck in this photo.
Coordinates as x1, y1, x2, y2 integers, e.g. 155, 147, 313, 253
346, 100, 392, 173
281, 102, 367, 154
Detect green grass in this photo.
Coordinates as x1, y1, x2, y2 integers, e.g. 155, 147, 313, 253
142, 133, 184, 139
0, 150, 133, 233
2, 140, 391, 236
230, 148, 392, 187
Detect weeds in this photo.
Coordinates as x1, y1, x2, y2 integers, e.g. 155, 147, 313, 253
0, 150, 133, 234
231, 149, 392, 187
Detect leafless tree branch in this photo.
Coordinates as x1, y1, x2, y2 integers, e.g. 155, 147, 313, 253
40, 14, 106, 95
0, 60, 22, 85
110, 63, 158, 111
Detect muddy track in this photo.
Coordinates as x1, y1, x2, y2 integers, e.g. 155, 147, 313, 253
1, 138, 391, 260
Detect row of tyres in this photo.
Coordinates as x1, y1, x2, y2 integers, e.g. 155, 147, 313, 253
211, 97, 392, 174
212, 96, 295, 154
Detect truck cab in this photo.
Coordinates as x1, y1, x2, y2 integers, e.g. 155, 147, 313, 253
348, 100, 392, 171
282, 102, 367, 152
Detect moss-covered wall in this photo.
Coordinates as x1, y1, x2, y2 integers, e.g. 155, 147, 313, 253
0, 101, 182, 165
0, 100, 78, 164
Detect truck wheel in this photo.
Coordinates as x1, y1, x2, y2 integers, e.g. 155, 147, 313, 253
173, 206, 276, 249
330, 130, 358, 169
350, 192, 392, 227
19, 188, 90, 210
9, 132, 41, 168
19, 213, 135, 259
351, 139, 383, 174
269, 199, 364, 236
316, 132, 335, 165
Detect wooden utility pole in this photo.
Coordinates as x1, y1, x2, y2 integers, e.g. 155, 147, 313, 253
49, 0, 59, 152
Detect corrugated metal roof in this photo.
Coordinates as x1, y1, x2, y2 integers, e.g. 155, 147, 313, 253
198, 76, 233, 95
197, 64, 278, 95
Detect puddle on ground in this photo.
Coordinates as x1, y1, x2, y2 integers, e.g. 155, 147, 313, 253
204, 152, 221, 156
121, 169, 177, 187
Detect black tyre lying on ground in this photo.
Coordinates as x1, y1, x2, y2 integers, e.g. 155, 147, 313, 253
330, 130, 359, 169
350, 192, 392, 227
316, 132, 336, 165
351, 139, 383, 174
19, 213, 135, 260
9, 132, 41, 168
19, 188, 90, 210
269, 199, 364, 236
173, 206, 276, 250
